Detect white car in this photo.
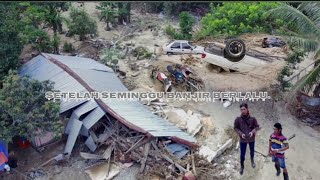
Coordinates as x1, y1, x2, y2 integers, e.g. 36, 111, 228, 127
199, 38, 268, 73
162, 40, 204, 55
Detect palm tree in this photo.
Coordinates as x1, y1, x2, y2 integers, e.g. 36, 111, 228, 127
266, 2, 320, 96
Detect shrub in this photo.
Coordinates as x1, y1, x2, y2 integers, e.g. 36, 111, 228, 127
286, 48, 306, 64
200, 2, 283, 36
165, 12, 195, 40
63, 42, 74, 53
277, 65, 293, 90
179, 11, 195, 39
165, 24, 177, 38
67, 7, 97, 41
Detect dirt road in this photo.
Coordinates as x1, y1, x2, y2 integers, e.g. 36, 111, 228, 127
190, 100, 320, 180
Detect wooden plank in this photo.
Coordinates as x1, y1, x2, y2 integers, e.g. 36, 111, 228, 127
97, 128, 116, 143
140, 142, 151, 173
191, 150, 197, 175
124, 136, 153, 155
102, 144, 114, 160
80, 152, 103, 160
106, 155, 111, 177
125, 136, 145, 154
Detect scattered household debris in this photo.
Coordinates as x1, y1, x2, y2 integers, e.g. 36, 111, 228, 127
186, 113, 202, 136
223, 100, 232, 108
296, 91, 320, 126
131, 71, 141, 77
165, 143, 190, 160
180, 55, 200, 65
132, 46, 153, 60
27, 169, 47, 179
199, 146, 217, 162
199, 117, 215, 138
198, 139, 233, 163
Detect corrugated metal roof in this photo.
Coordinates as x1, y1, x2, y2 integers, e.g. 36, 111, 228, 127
20, 53, 196, 144
73, 99, 98, 118
85, 135, 97, 152
64, 118, 82, 154
19, 55, 90, 113
80, 107, 105, 136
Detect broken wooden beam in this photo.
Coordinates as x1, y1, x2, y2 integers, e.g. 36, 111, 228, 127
191, 150, 197, 175
124, 136, 153, 155
80, 152, 103, 160
125, 136, 145, 154
140, 142, 151, 173
97, 128, 117, 143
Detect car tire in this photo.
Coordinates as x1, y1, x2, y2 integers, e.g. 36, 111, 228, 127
224, 38, 246, 61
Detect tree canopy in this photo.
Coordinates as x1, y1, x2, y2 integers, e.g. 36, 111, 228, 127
67, 7, 98, 41
0, 3, 24, 80
266, 2, 320, 94
0, 71, 63, 142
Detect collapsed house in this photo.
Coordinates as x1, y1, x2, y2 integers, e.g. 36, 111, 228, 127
19, 53, 204, 177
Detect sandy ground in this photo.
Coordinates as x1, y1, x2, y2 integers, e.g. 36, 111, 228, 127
186, 100, 320, 180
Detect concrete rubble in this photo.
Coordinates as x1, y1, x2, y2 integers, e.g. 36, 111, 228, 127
198, 139, 233, 163
163, 109, 203, 136
199, 146, 217, 162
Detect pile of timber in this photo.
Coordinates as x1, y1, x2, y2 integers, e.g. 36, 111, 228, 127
79, 116, 224, 179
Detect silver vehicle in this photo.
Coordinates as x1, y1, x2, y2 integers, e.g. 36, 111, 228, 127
162, 40, 204, 55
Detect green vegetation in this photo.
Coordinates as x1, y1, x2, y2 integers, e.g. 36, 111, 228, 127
266, 2, 320, 94
165, 11, 195, 40
96, 2, 131, 31
63, 42, 75, 53
0, 3, 24, 79
19, 2, 69, 52
277, 66, 293, 91
101, 48, 121, 67
0, 71, 63, 142
67, 7, 98, 41
199, 2, 283, 37
286, 48, 306, 64
132, 46, 153, 60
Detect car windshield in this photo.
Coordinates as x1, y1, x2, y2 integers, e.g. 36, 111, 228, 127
188, 42, 196, 49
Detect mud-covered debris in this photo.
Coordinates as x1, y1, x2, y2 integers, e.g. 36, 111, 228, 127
181, 55, 199, 65
199, 117, 215, 138
132, 46, 153, 60
132, 71, 141, 77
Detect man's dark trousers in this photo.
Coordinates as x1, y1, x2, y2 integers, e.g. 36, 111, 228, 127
240, 141, 255, 164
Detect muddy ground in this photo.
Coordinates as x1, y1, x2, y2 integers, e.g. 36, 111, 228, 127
6, 2, 320, 180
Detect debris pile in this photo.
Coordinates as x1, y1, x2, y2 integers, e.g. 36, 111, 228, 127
295, 91, 320, 126
132, 46, 153, 60
163, 109, 206, 137
180, 55, 200, 65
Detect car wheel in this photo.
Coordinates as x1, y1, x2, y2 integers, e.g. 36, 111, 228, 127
224, 38, 246, 61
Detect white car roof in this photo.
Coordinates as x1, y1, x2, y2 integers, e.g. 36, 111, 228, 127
172, 40, 189, 43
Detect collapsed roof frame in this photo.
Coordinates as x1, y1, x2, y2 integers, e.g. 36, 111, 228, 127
42, 54, 198, 154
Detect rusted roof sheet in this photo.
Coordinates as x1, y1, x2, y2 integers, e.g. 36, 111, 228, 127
20, 53, 196, 145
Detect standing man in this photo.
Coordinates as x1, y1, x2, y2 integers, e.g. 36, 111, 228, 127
269, 123, 289, 180
234, 103, 260, 175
